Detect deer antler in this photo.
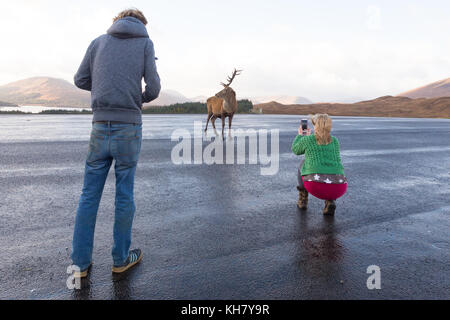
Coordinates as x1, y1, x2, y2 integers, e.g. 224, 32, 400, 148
220, 68, 243, 87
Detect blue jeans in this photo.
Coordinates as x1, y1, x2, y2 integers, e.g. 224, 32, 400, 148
72, 122, 142, 270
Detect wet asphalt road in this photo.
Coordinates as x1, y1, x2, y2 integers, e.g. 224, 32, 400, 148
0, 114, 449, 300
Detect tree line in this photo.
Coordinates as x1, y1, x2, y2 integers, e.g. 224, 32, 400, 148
142, 99, 254, 114
0, 100, 254, 115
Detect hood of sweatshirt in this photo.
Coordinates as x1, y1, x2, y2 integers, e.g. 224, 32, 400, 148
107, 16, 149, 39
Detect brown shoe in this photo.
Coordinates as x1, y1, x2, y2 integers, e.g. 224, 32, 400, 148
297, 186, 308, 210
73, 263, 92, 278
323, 200, 336, 215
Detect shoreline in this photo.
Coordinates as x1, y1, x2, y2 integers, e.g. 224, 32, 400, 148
0, 111, 448, 119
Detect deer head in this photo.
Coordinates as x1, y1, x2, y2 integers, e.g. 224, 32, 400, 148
215, 68, 242, 100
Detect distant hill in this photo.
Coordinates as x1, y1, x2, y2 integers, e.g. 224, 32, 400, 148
190, 95, 209, 103
186, 95, 313, 105
3, 76, 450, 118
399, 78, 450, 99
0, 77, 90, 108
145, 89, 191, 107
254, 95, 450, 118
0, 77, 195, 108
0, 100, 18, 107
251, 95, 312, 105
168, 94, 313, 105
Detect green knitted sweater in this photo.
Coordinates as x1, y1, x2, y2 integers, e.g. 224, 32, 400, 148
291, 134, 345, 176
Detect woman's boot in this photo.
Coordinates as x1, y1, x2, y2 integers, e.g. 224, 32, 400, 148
297, 186, 308, 210
323, 200, 336, 215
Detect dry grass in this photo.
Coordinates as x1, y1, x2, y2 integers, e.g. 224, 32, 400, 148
254, 96, 450, 118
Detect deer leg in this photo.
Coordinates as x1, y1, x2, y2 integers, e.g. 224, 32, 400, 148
228, 114, 233, 137
221, 114, 225, 139
205, 112, 212, 132
211, 116, 219, 136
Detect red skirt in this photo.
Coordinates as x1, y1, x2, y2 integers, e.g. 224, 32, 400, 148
302, 177, 347, 200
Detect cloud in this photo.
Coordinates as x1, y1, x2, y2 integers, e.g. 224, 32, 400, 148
1, 1, 449, 102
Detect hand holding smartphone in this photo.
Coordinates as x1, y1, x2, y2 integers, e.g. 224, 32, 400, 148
298, 119, 311, 136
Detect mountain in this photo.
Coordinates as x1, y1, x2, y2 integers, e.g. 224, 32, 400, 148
0, 77, 90, 107
398, 78, 450, 99
0, 77, 192, 108
168, 94, 313, 105
3, 76, 449, 118
145, 89, 190, 107
0, 100, 18, 107
254, 95, 450, 118
190, 95, 209, 103
251, 95, 312, 105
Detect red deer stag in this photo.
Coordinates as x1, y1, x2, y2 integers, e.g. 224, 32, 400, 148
204, 69, 242, 138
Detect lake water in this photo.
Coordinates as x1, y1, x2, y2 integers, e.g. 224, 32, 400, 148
0, 114, 448, 143
0, 105, 90, 113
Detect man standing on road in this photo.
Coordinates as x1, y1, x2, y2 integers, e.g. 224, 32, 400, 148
71, 8, 160, 277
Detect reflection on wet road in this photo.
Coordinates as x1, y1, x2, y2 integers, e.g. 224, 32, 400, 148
0, 114, 449, 299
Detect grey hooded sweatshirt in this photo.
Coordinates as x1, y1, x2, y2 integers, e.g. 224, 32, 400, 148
74, 16, 161, 124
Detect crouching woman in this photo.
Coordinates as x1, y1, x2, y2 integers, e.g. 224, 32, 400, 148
292, 114, 347, 215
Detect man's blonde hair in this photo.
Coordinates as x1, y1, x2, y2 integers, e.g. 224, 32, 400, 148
113, 8, 147, 25
311, 114, 332, 145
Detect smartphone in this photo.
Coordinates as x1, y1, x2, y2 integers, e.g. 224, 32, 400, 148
301, 119, 308, 134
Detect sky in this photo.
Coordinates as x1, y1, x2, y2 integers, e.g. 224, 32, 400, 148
0, 0, 449, 102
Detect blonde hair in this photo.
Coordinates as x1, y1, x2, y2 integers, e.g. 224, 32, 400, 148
311, 114, 332, 145
113, 8, 147, 25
